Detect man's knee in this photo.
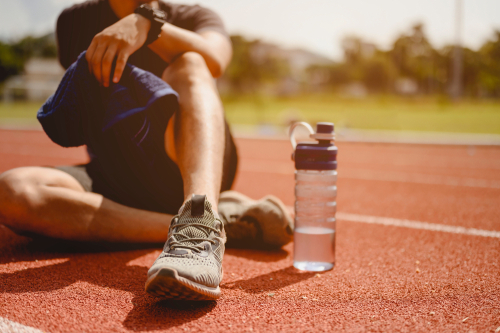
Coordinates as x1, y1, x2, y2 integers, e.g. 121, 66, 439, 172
162, 52, 213, 88
175, 51, 206, 68
0, 168, 43, 219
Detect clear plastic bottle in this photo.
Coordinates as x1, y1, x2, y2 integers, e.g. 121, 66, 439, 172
294, 169, 337, 271
289, 122, 337, 272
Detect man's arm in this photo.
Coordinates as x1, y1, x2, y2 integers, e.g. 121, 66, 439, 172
86, 13, 232, 87
149, 26, 232, 78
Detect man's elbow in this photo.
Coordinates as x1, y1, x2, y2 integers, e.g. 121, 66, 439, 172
208, 59, 224, 78
207, 49, 231, 78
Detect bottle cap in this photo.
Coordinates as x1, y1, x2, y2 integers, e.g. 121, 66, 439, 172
295, 122, 337, 170
316, 122, 334, 133
310, 122, 335, 141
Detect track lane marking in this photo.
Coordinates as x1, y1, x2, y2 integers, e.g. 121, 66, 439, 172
336, 212, 500, 239
239, 163, 500, 189
0, 317, 45, 333
339, 170, 500, 189
239, 160, 500, 189
285, 206, 500, 239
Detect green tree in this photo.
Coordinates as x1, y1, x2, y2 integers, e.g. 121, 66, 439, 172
390, 23, 441, 93
224, 35, 289, 93
0, 33, 57, 83
361, 56, 397, 92
478, 30, 500, 97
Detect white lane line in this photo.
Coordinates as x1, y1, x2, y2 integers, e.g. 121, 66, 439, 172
332, 172, 500, 189
339, 170, 500, 190
336, 212, 500, 239
238, 164, 500, 189
0, 317, 46, 333
286, 206, 500, 239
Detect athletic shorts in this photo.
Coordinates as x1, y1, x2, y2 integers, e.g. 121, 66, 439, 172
54, 121, 238, 215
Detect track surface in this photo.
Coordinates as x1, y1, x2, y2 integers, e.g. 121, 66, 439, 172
0, 129, 499, 332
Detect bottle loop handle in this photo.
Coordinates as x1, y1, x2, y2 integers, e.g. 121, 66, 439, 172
289, 122, 315, 150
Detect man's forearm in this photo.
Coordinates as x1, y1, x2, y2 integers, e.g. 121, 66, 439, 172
148, 23, 232, 78
84, 9, 232, 85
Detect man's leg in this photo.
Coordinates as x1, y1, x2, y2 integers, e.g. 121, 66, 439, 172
144, 52, 229, 300
160, 55, 294, 251
0, 167, 172, 243
162, 52, 225, 212
0, 53, 227, 245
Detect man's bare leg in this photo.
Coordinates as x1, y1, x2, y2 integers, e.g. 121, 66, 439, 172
0, 166, 172, 243
0, 53, 227, 243
162, 52, 225, 213
143, 51, 229, 300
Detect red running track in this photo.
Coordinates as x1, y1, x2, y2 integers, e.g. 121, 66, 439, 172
0, 129, 499, 332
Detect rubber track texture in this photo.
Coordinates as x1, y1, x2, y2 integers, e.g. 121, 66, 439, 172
1, 130, 500, 333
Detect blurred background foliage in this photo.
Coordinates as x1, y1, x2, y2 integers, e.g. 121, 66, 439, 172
0, 23, 499, 97
0, 33, 56, 82
222, 24, 500, 98
0, 23, 499, 134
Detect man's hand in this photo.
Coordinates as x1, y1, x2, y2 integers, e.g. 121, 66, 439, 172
86, 14, 151, 87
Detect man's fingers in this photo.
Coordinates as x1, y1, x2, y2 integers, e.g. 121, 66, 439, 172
86, 40, 98, 73
90, 43, 108, 85
112, 51, 130, 84
101, 44, 118, 87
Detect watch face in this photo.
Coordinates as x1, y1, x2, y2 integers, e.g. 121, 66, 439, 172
154, 10, 167, 21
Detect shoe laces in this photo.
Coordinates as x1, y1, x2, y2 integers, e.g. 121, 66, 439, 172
169, 216, 222, 253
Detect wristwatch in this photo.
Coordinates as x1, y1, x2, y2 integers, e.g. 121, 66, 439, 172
134, 4, 168, 45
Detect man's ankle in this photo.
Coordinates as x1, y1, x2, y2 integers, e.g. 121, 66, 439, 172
182, 194, 219, 218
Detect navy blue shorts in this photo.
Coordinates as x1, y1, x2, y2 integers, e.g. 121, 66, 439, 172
55, 120, 237, 215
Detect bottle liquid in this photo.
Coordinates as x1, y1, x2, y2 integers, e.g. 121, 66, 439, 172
289, 122, 337, 272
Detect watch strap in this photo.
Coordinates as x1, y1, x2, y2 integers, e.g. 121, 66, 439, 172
134, 4, 167, 45
145, 17, 164, 45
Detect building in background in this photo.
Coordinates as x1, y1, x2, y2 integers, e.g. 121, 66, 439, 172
3, 58, 64, 102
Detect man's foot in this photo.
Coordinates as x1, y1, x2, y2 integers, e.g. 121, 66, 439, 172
218, 191, 293, 249
145, 195, 225, 300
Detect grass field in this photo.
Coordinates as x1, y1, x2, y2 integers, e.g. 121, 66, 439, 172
1, 95, 500, 134
223, 95, 500, 134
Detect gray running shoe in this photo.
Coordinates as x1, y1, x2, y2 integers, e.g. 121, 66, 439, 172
218, 191, 293, 249
145, 195, 225, 300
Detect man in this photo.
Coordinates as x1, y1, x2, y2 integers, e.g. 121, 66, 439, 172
0, 0, 293, 300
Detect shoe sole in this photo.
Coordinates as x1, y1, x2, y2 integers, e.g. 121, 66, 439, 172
145, 267, 221, 301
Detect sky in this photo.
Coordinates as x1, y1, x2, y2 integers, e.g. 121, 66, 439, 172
0, 0, 499, 60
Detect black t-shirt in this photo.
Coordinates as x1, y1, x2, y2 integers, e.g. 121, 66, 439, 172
56, 0, 228, 77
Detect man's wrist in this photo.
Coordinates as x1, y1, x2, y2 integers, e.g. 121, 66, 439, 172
134, 4, 167, 45
134, 13, 151, 31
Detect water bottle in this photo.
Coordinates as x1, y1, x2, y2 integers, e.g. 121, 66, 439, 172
289, 122, 337, 272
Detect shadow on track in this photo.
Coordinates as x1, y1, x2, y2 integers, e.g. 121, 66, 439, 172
225, 247, 289, 262
221, 266, 316, 293
123, 298, 216, 331
0, 226, 297, 331
0, 228, 216, 331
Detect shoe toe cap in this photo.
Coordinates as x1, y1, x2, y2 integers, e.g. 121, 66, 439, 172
148, 255, 221, 288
